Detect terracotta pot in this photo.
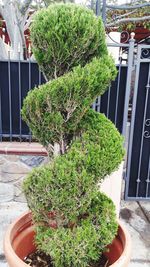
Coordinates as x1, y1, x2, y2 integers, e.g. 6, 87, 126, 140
4, 211, 131, 267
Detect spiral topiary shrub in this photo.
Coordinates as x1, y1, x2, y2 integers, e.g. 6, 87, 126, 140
29, 3, 108, 80
22, 3, 125, 267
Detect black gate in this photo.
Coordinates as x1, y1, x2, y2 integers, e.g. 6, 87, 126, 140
125, 45, 150, 200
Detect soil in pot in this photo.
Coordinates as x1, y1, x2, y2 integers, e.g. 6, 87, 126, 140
24, 250, 109, 267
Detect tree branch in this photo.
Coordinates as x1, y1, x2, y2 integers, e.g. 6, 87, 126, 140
106, 3, 150, 10
0, 1, 5, 17
24, 13, 34, 31
0, 37, 8, 59
107, 9, 138, 25
106, 15, 150, 27
43, 0, 49, 7
111, 10, 137, 20
20, 0, 32, 15
0, 5, 3, 16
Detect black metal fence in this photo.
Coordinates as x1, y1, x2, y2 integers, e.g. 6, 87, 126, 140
0, 58, 128, 141
93, 64, 127, 133
0, 38, 133, 142
1, 40, 150, 200
0, 60, 45, 141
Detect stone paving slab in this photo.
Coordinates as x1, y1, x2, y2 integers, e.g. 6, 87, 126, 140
0, 184, 14, 202
0, 202, 27, 257
0, 154, 45, 265
120, 200, 150, 267
0, 161, 31, 183
0, 154, 150, 267
138, 201, 150, 223
121, 220, 150, 261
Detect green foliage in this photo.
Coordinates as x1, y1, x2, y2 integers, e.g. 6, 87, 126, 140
23, 110, 124, 223
22, 3, 124, 267
34, 192, 118, 267
30, 4, 108, 80
23, 110, 123, 266
22, 56, 117, 147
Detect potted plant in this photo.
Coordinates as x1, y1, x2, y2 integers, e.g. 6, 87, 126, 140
4, 3, 131, 267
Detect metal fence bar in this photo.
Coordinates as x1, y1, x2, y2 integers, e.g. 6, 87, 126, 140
125, 45, 141, 200
96, 0, 101, 17
123, 196, 150, 201
106, 86, 111, 117
28, 58, 32, 142
1, 134, 32, 138
8, 50, 12, 142
107, 43, 129, 48
92, 100, 96, 111
114, 56, 122, 126
122, 35, 135, 138
146, 155, 150, 198
0, 85, 2, 141
98, 96, 101, 113
91, 0, 95, 10
0, 59, 37, 63
102, 0, 106, 24
18, 51, 22, 142
97, 96, 101, 113
39, 69, 42, 85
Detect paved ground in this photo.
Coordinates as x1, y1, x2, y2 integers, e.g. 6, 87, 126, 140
0, 154, 150, 267
120, 200, 150, 267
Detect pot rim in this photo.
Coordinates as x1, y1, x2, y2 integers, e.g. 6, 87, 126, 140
4, 210, 131, 267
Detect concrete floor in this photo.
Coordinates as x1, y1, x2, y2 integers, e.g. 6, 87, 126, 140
120, 200, 150, 267
0, 154, 150, 267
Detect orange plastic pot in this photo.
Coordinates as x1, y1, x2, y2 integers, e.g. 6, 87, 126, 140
4, 211, 131, 267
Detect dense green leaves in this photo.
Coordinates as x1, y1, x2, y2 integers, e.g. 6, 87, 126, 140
22, 3, 124, 266
23, 4, 117, 151
22, 56, 117, 147
35, 192, 118, 267
23, 110, 124, 222
24, 110, 124, 219
23, 111, 123, 266
30, 4, 108, 80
